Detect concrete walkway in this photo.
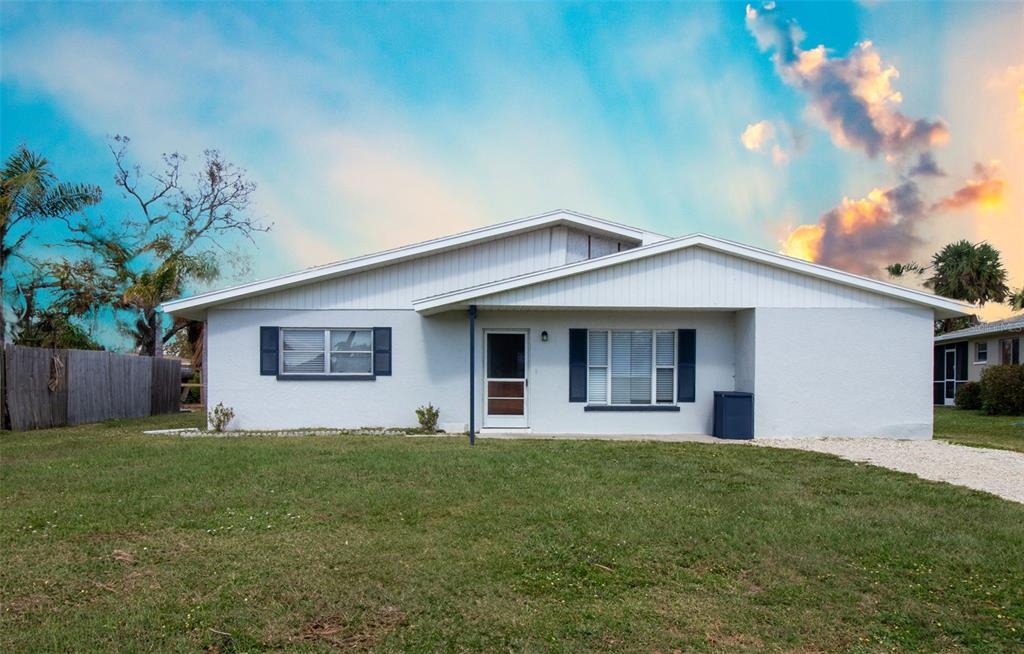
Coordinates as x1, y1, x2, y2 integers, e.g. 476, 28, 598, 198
476, 432, 723, 443
753, 438, 1024, 504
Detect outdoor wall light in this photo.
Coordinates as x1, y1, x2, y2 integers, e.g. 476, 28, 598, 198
541, 331, 549, 342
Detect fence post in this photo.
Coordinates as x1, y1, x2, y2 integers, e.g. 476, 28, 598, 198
1, 344, 8, 430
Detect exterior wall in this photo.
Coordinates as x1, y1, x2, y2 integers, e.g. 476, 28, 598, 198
206, 307, 736, 434
228, 226, 637, 312
752, 307, 935, 439
962, 335, 1016, 382
474, 310, 736, 435
207, 308, 468, 430
734, 309, 755, 393
474, 246, 915, 310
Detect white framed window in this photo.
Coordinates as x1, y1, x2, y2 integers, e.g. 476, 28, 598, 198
281, 328, 373, 375
974, 342, 987, 364
587, 329, 676, 405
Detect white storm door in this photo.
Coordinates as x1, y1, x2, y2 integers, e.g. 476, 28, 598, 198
484, 330, 528, 428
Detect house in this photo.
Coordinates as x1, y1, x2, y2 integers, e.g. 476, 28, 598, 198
933, 315, 1024, 405
162, 210, 969, 439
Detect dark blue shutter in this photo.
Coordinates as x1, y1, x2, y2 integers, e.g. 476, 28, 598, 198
677, 329, 695, 402
260, 326, 279, 376
569, 329, 587, 402
373, 327, 392, 376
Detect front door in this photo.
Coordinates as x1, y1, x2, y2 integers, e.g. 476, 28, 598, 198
484, 330, 528, 428
944, 348, 957, 406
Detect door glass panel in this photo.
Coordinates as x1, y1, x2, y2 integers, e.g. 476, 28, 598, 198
487, 333, 525, 378
945, 381, 955, 398
488, 381, 524, 398
945, 351, 955, 379
488, 398, 525, 415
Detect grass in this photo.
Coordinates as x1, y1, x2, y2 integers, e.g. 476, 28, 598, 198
934, 406, 1024, 453
2, 413, 1022, 653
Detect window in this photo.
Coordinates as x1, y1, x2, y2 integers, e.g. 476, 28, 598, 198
587, 330, 675, 405
975, 342, 987, 363
281, 328, 373, 375
1001, 337, 1021, 365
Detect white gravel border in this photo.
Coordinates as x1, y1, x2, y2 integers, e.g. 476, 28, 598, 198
752, 438, 1024, 504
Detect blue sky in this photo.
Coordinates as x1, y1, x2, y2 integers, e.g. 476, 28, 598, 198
2, 1, 1021, 320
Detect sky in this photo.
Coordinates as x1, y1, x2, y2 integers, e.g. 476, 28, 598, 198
2, 0, 1022, 324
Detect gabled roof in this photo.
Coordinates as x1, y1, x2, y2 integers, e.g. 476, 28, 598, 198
935, 315, 1024, 343
161, 209, 667, 318
412, 233, 972, 318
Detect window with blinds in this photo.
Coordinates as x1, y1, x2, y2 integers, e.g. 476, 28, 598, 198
587, 330, 676, 404
281, 328, 373, 375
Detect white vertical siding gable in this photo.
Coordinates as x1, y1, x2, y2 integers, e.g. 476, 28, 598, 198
471, 245, 916, 310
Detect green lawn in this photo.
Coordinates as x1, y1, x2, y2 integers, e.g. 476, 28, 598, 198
934, 406, 1024, 453
2, 414, 1022, 653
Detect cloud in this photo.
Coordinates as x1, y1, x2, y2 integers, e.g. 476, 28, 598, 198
741, 120, 774, 151
745, 3, 949, 158
907, 152, 945, 177
0, 10, 597, 271
931, 161, 1007, 212
780, 159, 1009, 276
780, 181, 926, 275
740, 118, 796, 164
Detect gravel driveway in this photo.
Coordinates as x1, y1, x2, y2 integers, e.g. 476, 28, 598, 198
753, 438, 1024, 504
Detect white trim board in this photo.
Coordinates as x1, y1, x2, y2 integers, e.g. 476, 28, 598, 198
412, 233, 971, 318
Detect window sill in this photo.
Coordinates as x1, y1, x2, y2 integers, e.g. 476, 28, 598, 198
276, 374, 376, 381
584, 404, 680, 412
973, 361, 988, 365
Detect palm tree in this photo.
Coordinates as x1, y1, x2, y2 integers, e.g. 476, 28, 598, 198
121, 247, 219, 355
1, 146, 101, 342
1008, 287, 1024, 312
925, 240, 1009, 306
888, 240, 1011, 334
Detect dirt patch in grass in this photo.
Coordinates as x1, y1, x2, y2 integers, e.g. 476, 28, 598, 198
2, 593, 55, 620
297, 607, 406, 650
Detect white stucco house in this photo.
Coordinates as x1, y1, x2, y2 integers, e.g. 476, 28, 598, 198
162, 210, 969, 439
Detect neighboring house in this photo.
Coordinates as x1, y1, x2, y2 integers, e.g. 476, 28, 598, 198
162, 210, 968, 439
933, 315, 1024, 405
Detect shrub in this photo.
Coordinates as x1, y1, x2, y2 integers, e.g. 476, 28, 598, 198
210, 402, 235, 431
954, 381, 982, 410
979, 364, 1024, 416
415, 403, 440, 433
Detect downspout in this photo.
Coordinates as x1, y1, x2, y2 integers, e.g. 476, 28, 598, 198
468, 304, 477, 445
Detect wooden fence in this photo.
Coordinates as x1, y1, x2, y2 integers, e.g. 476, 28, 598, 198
2, 344, 181, 431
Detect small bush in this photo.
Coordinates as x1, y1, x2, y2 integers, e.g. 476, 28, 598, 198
210, 402, 236, 431
979, 364, 1024, 416
415, 403, 440, 433
954, 381, 982, 410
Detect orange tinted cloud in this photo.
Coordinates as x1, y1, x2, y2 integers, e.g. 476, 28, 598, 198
780, 223, 823, 262
932, 161, 1007, 212
779, 181, 925, 274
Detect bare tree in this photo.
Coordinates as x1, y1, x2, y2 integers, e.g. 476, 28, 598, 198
49, 136, 269, 354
